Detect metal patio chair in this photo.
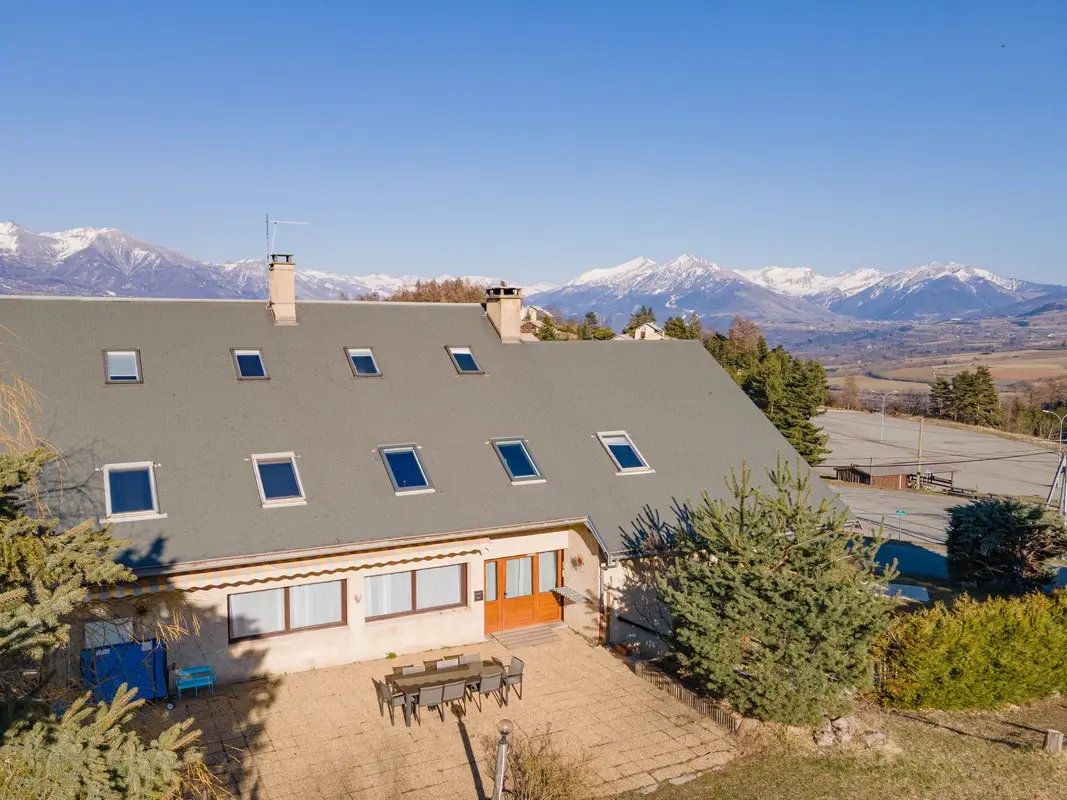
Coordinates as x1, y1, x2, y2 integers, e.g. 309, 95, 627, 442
373, 678, 407, 726
441, 679, 467, 718
502, 656, 524, 702
459, 652, 481, 665
401, 664, 426, 676
472, 671, 505, 712
436, 657, 459, 669
416, 683, 445, 725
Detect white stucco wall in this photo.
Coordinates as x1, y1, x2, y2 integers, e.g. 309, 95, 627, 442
80, 526, 603, 687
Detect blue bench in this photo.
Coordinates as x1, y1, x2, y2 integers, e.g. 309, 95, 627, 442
176, 666, 215, 699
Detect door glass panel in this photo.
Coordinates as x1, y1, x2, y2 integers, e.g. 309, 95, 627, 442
538, 551, 559, 593
485, 563, 497, 602
505, 557, 533, 598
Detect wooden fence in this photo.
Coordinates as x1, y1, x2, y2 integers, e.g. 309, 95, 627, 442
630, 660, 742, 734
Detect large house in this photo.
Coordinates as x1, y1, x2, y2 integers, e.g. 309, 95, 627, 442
0, 256, 831, 685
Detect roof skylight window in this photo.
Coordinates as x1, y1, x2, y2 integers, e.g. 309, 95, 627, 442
345, 347, 381, 377
103, 462, 163, 521
379, 445, 434, 494
446, 346, 483, 374
233, 349, 268, 380
105, 350, 142, 383
492, 439, 544, 483
251, 453, 306, 507
597, 432, 652, 474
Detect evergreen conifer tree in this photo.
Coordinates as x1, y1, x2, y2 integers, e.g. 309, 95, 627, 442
536, 314, 558, 341
0, 389, 202, 797
658, 460, 893, 725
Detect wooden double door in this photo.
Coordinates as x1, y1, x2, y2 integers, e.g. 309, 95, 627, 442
484, 551, 563, 634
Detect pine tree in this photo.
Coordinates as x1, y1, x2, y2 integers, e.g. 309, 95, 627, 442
929, 375, 953, 418
536, 314, 558, 341
658, 460, 894, 725
663, 314, 703, 340
623, 306, 656, 335
946, 498, 1067, 592
0, 407, 202, 796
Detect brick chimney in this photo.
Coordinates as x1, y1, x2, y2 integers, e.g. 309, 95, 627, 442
268, 254, 297, 325
485, 283, 523, 343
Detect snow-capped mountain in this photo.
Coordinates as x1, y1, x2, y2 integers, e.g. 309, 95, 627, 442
534, 254, 839, 329
0, 223, 501, 301
3, 223, 1063, 325
829, 261, 1059, 320
738, 266, 885, 304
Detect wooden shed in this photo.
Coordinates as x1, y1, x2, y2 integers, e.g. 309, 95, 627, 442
833, 464, 915, 490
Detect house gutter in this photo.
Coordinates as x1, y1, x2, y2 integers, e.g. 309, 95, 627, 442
130, 516, 595, 579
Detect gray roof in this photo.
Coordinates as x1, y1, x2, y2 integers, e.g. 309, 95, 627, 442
0, 296, 835, 572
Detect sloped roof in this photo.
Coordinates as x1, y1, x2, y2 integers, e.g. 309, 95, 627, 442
0, 296, 835, 572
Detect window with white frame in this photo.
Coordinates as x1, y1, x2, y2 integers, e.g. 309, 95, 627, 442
596, 431, 652, 474
228, 579, 346, 641
492, 438, 544, 483
379, 445, 433, 494
364, 564, 466, 620
104, 350, 142, 383
232, 349, 268, 379
84, 618, 136, 649
103, 462, 162, 520
345, 347, 381, 377
251, 453, 306, 506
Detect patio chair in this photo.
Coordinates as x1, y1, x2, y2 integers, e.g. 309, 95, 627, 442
441, 679, 467, 718
472, 671, 505, 712
401, 664, 426, 676
417, 684, 445, 725
502, 656, 525, 701
436, 657, 459, 669
373, 678, 407, 726
459, 652, 481, 665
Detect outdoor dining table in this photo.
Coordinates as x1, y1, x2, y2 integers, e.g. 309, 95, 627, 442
387, 659, 503, 727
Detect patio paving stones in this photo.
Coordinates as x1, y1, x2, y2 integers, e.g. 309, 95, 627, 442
165, 628, 737, 798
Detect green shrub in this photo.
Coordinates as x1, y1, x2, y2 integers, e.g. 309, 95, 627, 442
946, 498, 1067, 593
875, 591, 1067, 709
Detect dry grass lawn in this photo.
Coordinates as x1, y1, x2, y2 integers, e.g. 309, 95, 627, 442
624, 699, 1067, 800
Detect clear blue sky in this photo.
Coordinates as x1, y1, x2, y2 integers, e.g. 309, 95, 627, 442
3, 1, 1065, 284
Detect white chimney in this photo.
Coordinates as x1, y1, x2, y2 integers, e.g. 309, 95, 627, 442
485, 283, 523, 343
268, 253, 297, 326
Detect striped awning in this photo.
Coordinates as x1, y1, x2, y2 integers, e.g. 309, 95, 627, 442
551, 585, 591, 604
93, 540, 483, 600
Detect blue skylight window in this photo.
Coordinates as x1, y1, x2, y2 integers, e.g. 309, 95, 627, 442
105, 350, 142, 383
233, 349, 268, 379
446, 346, 483, 374
252, 454, 306, 506
345, 347, 381, 377
380, 446, 433, 494
104, 463, 160, 519
493, 439, 543, 483
598, 432, 652, 474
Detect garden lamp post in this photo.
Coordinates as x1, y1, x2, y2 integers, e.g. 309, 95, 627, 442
492, 718, 514, 800
1042, 410, 1067, 518
873, 390, 898, 444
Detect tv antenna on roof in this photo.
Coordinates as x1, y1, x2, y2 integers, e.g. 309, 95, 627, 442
265, 214, 308, 261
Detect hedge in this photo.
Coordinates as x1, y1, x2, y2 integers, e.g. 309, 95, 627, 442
875, 591, 1067, 710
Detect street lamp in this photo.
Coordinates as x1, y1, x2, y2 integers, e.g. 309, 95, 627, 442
492, 718, 514, 800
872, 390, 898, 444
1042, 410, 1067, 518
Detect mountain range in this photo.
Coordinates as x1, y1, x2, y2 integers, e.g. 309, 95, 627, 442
2, 222, 1064, 327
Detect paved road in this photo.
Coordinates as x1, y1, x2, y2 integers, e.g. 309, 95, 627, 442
820, 409, 1061, 499
835, 484, 958, 544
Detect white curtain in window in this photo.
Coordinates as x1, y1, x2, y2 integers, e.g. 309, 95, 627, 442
229, 588, 285, 639
416, 564, 463, 610
289, 581, 343, 629
506, 557, 533, 598
365, 572, 413, 618
538, 551, 559, 593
